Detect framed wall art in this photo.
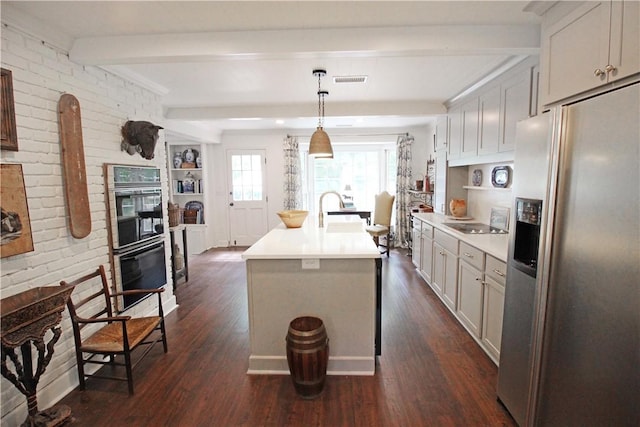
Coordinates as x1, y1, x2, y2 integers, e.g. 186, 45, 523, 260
1, 164, 34, 258
1, 68, 19, 151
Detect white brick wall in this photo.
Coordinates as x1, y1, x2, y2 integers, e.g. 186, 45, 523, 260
1, 25, 176, 425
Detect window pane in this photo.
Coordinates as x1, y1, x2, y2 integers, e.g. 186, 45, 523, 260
231, 153, 263, 201
241, 155, 251, 170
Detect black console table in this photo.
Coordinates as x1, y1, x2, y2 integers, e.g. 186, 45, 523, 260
327, 210, 371, 225
169, 225, 189, 291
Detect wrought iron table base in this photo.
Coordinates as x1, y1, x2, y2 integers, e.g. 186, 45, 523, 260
1, 327, 72, 427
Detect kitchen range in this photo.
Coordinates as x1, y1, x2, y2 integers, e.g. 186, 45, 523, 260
443, 223, 508, 235
104, 164, 167, 311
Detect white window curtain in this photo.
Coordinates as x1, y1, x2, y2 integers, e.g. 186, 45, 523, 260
395, 134, 413, 247
283, 135, 302, 210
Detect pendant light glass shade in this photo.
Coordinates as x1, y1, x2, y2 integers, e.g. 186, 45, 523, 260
309, 126, 333, 158
309, 69, 333, 158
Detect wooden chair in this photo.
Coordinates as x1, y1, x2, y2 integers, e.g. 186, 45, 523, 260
365, 191, 396, 256
61, 265, 168, 394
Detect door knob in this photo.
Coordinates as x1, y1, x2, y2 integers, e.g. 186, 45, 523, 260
605, 64, 617, 74
594, 68, 606, 77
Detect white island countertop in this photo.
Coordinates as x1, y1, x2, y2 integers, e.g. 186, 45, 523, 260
412, 212, 509, 261
242, 214, 381, 260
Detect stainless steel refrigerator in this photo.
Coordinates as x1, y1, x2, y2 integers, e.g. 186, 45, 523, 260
497, 82, 639, 426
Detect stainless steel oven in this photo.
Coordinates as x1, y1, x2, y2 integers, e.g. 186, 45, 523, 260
112, 239, 166, 310
105, 164, 164, 251
104, 164, 167, 311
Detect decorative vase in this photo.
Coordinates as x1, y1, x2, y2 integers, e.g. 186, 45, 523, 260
183, 171, 195, 193
449, 199, 467, 217
196, 155, 202, 169
184, 148, 195, 163
173, 152, 183, 169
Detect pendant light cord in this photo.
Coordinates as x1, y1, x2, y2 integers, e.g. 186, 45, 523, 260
320, 93, 325, 128
313, 69, 328, 129
317, 71, 323, 128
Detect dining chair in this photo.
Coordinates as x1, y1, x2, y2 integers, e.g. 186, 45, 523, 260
365, 191, 395, 256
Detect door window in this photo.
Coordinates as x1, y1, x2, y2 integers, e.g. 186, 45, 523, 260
231, 154, 264, 201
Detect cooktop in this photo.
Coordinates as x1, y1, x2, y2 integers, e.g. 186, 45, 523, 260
443, 222, 508, 234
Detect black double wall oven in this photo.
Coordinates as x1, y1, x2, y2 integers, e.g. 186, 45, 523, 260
105, 164, 166, 311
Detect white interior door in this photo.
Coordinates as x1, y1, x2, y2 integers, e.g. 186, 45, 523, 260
227, 149, 268, 246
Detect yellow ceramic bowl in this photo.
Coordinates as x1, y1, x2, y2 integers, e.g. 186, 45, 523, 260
277, 210, 309, 228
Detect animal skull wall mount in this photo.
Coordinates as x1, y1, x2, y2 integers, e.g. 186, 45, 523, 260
120, 120, 164, 160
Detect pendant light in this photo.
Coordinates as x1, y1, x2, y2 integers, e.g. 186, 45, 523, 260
309, 69, 333, 158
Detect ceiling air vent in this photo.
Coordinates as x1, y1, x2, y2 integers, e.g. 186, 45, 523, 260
333, 75, 368, 84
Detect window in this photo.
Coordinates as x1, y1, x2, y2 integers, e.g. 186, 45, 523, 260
230, 154, 263, 201
302, 143, 396, 214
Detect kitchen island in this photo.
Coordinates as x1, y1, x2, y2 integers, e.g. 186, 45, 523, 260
242, 215, 381, 375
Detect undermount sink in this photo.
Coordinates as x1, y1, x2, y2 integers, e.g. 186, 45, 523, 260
325, 221, 364, 233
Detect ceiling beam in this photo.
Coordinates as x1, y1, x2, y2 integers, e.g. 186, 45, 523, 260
70, 25, 540, 65
164, 100, 446, 121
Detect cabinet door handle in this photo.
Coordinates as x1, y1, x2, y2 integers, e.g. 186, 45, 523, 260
463, 252, 474, 258
492, 268, 505, 277
594, 68, 606, 77
439, 250, 445, 256
605, 64, 617, 74
475, 277, 485, 284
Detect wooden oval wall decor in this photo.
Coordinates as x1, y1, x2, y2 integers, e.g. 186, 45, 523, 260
58, 94, 91, 239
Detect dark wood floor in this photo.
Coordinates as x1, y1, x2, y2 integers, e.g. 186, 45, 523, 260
58, 248, 516, 426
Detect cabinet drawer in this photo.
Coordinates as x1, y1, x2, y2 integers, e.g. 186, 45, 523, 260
412, 217, 422, 231
459, 241, 484, 270
485, 255, 507, 285
434, 229, 458, 254
421, 222, 433, 238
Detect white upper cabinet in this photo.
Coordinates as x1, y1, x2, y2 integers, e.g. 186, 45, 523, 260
499, 70, 533, 153
460, 97, 480, 159
447, 105, 462, 160
446, 57, 538, 166
478, 85, 502, 155
435, 115, 449, 152
540, 0, 639, 106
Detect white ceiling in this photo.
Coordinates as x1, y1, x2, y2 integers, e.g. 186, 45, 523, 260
2, 1, 542, 139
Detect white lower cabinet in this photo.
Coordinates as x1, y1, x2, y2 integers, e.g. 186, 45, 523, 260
481, 255, 507, 362
432, 229, 459, 310
419, 223, 433, 284
411, 219, 422, 269
186, 225, 208, 255
412, 219, 507, 365
457, 243, 485, 338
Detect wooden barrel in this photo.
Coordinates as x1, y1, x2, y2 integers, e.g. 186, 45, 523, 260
286, 316, 329, 399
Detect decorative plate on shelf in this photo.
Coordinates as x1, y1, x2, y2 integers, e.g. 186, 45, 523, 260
491, 166, 511, 188
184, 200, 203, 212
472, 169, 482, 186
184, 200, 204, 224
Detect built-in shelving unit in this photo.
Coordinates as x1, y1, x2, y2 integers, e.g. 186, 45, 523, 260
463, 186, 512, 192
166, 142, 209, 255
408, 190, 434, 209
